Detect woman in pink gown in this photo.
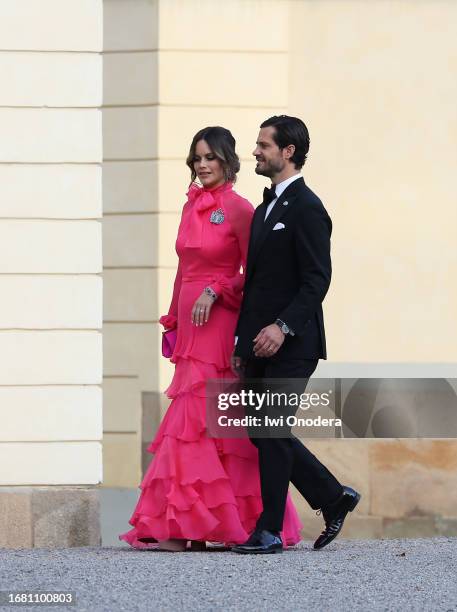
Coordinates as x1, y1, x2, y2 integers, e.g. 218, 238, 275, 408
120, 126, 302, 551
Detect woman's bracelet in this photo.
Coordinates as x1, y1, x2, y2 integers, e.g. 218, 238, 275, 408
204, 286, 217, 301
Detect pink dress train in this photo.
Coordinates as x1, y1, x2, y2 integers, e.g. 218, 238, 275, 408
119, 181, 302, 548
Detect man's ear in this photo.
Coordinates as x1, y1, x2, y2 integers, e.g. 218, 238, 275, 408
283, 144, 296, 160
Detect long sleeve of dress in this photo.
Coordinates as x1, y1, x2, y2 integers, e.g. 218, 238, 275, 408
159, 259, 182, 330
210, 197, 254, 310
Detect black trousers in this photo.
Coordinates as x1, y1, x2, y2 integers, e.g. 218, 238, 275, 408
243, 356, 343, 533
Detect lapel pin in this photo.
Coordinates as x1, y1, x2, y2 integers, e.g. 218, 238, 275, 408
283, 200, 288, 206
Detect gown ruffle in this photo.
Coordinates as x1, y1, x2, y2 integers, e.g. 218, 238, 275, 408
119, 347, 302, 548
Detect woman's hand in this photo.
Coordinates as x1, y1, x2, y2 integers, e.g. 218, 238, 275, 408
191, 292, 216, 326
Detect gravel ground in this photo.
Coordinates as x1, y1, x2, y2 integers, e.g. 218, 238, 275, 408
1, 538, 456, 612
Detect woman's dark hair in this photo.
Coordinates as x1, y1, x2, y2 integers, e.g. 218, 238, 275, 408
186, 126, 240, 183
260, 115, 310, 169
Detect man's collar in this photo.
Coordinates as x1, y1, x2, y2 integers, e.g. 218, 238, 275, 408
273, 173, 301, 199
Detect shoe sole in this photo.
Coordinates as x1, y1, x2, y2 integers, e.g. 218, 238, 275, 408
313, 492, 361, 550
231, 547, 283, 555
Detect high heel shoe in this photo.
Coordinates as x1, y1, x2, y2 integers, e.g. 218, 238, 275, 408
158, 539, 187, 552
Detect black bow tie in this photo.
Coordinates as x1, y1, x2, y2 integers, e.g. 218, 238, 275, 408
263, 185, 277, 205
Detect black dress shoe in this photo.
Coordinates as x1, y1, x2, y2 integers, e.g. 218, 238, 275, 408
232, 529, 283, 554
313, 486, 361, 550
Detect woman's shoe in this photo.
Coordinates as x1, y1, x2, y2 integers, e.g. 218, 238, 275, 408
158, 539, 187, 552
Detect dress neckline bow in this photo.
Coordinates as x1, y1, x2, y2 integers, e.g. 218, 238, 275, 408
185, 181, 233, 248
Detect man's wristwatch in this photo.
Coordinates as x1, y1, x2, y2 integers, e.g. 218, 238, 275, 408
204, 286, 217, 301
275, 318, 290, 335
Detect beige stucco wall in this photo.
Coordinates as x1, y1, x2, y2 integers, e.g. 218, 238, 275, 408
102, 0, 159, 487
0, 0, 103, 487
100, 0, 457, 538
289, 0, 457, 363
0, 0, 103, 546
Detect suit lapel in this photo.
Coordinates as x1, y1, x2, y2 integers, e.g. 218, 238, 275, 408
245, 178, 304, 285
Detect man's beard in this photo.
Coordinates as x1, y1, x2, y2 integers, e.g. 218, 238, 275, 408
255, 158, 284, 178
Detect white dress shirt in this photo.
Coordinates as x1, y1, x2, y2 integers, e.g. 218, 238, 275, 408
264, 173, 301, 220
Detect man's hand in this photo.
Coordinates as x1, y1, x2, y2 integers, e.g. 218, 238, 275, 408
253, 323, 285, 358
231, 350, 245, 375
191, 292, 215, 326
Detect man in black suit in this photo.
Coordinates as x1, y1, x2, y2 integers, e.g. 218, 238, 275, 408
231, 116, 360, 554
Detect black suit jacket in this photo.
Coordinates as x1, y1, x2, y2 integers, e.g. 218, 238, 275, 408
235, 177, 331, 360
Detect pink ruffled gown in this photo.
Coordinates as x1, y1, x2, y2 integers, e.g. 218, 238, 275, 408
119, 181, 302, 548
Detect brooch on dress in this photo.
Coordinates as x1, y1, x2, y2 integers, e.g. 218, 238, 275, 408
210, 208, 225, 224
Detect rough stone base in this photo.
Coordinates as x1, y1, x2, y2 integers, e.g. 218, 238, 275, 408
298, 514, 457, 541
0, 487, 100, 548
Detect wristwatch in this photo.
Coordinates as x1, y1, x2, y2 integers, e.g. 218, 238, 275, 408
275, 318, 290, 335
204, 286, 217, 301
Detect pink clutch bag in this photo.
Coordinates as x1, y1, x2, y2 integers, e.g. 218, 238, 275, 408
161, 328, 177, 358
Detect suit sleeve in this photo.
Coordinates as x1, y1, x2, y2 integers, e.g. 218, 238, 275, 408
210, 198, 254, 310
278, 204, 332, 336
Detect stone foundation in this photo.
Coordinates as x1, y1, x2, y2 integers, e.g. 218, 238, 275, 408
0, 487, 100, 548
290, 438, 457, 540
295, 512, 457, 540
